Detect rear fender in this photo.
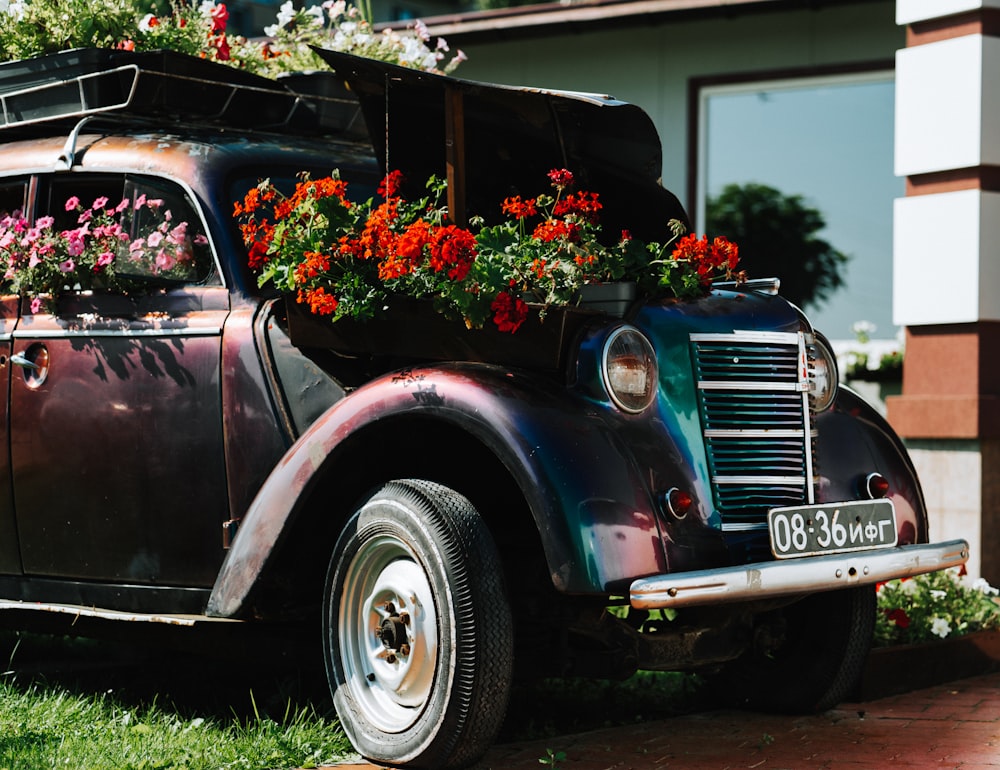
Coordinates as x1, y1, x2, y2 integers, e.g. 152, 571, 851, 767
206, 364, 667, 617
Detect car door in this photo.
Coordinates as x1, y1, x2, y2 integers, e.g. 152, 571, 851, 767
0, 180, 26, 575
9, 172, 231, 588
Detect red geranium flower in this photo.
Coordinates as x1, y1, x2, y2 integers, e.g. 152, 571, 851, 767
491, 291, 529, 333
886, 608, 911, 629
547, 168, 574, 190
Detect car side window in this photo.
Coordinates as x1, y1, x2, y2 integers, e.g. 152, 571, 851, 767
0, 181, 27, 221
45, 174, 216, 288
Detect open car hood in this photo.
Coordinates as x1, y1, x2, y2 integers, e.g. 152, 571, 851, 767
312, 49, 690, 242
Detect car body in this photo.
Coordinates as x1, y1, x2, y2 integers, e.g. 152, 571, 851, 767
0, 48, 968, 769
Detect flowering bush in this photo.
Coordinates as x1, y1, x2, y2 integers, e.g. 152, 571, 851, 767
0, 0, 236, 64
874, 567, 1000, 647
0, 0, 464, 76
842, 320, 904, 381
0, 193, 205, 311
254, 0, 465, 77
234, 168, 742, 333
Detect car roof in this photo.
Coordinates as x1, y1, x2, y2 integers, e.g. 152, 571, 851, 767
0, 129, 378, 186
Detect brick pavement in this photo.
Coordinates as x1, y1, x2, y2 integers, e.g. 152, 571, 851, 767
331, 670, 1000, 769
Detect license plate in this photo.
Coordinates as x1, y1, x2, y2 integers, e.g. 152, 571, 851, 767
768, 499, 897, 559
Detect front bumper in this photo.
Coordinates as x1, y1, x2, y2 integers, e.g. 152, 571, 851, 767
629, 539, 970, 609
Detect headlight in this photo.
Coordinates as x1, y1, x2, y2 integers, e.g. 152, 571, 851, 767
807, 333, 838, 412
602, 326, 658, 413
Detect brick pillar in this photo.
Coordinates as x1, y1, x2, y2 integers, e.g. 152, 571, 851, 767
889, 0, 1000, 583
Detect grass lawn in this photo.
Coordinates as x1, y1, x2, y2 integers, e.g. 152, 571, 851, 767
0, 628, 705, 769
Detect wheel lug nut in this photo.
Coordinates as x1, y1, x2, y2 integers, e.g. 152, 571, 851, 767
386, 653, 397, 664
367, 673, 375, 682
399, 643, 410, 656
400, 612, 410, 626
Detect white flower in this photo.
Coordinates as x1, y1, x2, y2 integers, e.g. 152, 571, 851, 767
324, 0, 346, 21
970, 577, 1000, 596
264, 0, 296, 35
852, 319, 877, 342
304, 4, 325, 23
930, 616, 951, 638
930, 589, 947, 600
899, 579, 919, 596
138, 13, 157, 31
397, 36, 424, 64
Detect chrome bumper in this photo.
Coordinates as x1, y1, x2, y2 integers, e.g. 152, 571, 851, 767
629, 539, 970, 609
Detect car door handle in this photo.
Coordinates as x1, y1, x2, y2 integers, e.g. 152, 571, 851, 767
10, 353, 39, 370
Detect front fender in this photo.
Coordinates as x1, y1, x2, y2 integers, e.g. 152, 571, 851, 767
815, 385, 928, 545
207, 364, 669, 617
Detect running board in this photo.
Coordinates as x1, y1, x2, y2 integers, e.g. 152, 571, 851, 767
0, 598, 242, 627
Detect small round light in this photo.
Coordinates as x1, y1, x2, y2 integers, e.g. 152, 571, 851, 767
807, 333, 838, 412
866, 472, 890, 499
664, 487, 692, 519
601, 326, 658, 413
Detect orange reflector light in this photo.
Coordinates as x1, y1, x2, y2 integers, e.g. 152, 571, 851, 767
665, 487, 692, 519
866, 472, 890, 499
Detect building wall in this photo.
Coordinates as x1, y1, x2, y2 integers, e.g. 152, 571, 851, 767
887, 0, 1000, 584
450, 2, 902, 211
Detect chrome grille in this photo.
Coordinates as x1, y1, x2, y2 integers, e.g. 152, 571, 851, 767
691, 331, 815, 531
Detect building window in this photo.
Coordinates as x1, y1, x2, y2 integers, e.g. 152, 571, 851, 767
696, 70, 901, 342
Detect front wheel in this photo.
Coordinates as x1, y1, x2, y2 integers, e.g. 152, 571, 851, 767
324, 479, 513, 769
713, 586, 876, 713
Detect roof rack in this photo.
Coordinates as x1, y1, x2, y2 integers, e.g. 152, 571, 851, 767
0, 48, 367, 139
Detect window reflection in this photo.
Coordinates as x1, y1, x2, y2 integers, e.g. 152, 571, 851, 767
698, 73, 902, 342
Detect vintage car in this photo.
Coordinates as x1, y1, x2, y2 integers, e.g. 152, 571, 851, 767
0, 48, 968, 769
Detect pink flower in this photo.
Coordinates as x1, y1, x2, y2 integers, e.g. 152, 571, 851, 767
30, 297, 42, 314
65, 234, 85, 257
35, 216, 54, 230
147, 232, 164, 248
58, 258, 75, 273
96, 251, 114, 267
92, 196, 109, 211
168, 223, 188, 245
115, 198, 130, 214
134, 194, 147, 210
155, 250, 176, 272
64, 196, 80, 211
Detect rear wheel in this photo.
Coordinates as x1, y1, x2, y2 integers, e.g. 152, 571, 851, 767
323, 479, 513, 769
715, 586, 876, 713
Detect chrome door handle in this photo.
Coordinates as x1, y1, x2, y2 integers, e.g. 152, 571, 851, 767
10, 353, 39, 370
